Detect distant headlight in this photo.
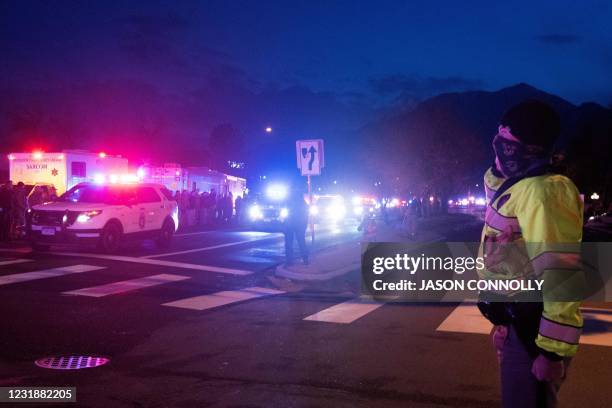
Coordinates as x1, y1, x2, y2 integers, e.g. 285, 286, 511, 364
309, 205, 319, 216
249, 205, 263, 220
265, 184, 288, 201
76, 210, 103, 223
280, 208, 289, 219
327, 204, 346, 220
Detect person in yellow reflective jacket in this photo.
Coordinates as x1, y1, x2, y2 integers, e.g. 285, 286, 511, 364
478, 100, 583, 408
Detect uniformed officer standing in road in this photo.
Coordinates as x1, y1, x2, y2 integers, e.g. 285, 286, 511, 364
284, 184, 309, 266
478, 100, 584, 408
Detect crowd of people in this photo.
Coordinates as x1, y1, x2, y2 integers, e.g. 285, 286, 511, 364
0, 178, 246, 241
0, 181, 57, 241
172, 188, 248, 228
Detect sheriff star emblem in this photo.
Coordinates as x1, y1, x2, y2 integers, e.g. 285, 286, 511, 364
51, 168, 58, 176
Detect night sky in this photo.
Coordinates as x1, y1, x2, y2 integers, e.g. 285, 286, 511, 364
1, 0, 611, 174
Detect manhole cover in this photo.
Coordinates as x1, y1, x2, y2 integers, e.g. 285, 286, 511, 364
35, 355, 109, 370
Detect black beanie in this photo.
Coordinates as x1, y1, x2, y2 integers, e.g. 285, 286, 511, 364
500, 100, 560, 151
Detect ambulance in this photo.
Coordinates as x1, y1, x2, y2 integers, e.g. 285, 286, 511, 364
8, 150, 128, 195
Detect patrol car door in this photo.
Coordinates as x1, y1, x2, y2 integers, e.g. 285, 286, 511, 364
118, 187, 140, 234
136, 186, 163, 232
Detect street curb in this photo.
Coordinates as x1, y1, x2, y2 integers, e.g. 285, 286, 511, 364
273, 233, 449, 282
275, 262, 360, 281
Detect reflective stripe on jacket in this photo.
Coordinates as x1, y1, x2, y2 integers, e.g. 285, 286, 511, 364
480, 167, 584, 357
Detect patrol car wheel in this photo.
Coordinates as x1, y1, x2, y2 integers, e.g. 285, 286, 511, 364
156, 219, 174, 248
99, 222, 122, 253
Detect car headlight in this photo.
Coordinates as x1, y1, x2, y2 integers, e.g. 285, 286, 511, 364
265, 184, 288, 201
280, 208, 289, 219
309, 205, 319, 216
327, 204, 346, 219
248, 205, 263, 220
353, 206, 364, 216
76, 210, 103, 223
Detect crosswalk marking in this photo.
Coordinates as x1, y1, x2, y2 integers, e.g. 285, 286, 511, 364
62, 274, 190, 297
162, 286, 285, 311
436, 303, 491, 334
578, 311, 612, 347
437, 303, 612, 347
0, 265, 105, 286
0, 259, 33, 266
304, 299, 384, 324
49, 252, 254, 275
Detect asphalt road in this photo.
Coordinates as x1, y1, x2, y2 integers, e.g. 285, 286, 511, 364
0, 217, 610, 408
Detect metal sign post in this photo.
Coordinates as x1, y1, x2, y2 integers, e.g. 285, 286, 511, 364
307, 174, 314, 243
296, 139, 324, 244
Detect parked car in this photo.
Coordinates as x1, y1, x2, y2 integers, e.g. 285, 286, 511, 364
29, 182, 179, 252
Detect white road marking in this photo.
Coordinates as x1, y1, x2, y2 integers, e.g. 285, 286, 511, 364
0, 259, 33, 266
436, 303, 491, 334
174, 230, 214, 237
581, 312, 612, 347
437, 303, 612, 347
304, 299, 384, 324
63, 273, 190, 297
162, 286, 285, 311
0, 265, 105, 286
48, 252, 253, 275
141, 236, 278, 259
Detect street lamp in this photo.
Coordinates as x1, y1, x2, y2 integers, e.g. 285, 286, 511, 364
265, 126, 272, 133
591, 192, 600, 200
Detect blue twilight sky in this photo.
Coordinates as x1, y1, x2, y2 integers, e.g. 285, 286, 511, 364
2, 0, 611, 104
1, 0, 611, 166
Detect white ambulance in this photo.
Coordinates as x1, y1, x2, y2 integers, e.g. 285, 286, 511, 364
8, 150, 128, 195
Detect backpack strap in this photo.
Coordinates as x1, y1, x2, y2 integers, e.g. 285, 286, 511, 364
484, 165, 550, 233
489, 165, 550, 208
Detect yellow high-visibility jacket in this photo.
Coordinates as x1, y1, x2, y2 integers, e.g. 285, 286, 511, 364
480, 167, 584, 357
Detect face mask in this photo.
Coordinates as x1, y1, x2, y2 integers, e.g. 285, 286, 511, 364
492, 126, 547, 178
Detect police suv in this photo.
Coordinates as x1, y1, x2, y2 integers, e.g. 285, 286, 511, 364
29, 182, 179, 252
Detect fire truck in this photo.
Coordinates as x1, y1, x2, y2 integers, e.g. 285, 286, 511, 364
185, 167, 246, 198
139, 163, 246, 197
8, 150, 128, 195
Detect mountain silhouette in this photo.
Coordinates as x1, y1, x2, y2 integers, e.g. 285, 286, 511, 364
360, 83, 612, 197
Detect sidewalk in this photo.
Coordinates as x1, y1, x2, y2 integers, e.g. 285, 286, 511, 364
275, 219, 448, 282
276, 241, 361, 281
